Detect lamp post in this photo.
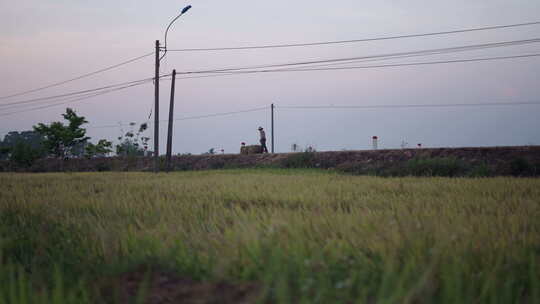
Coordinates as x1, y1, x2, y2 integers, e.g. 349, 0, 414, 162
153, 5, 192, 173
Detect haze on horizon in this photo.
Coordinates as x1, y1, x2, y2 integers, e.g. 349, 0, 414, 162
1, 0, 540, 154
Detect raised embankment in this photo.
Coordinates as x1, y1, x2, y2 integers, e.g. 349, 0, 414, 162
2, 146, 539, 176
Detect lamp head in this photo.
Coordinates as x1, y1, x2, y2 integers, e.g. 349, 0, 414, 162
181, 5, 192, 15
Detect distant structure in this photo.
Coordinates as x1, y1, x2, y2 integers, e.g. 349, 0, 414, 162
240, 142, 263, 155
417, 143, 422, 148
400, 140, 408, 149
372, 136, 378, 150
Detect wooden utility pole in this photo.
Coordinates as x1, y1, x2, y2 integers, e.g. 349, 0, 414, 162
166, 69, 177, 172
154, 40, 161, 173
271, 103, 275, 153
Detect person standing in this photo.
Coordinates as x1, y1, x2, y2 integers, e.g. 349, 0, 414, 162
258, 127, 268, 153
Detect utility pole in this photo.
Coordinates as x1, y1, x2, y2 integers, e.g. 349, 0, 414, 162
271, 103, 275, 153
154, 40, 160, 173
166, 69, 177, 172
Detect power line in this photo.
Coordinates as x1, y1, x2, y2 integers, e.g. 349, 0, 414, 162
86, 100, 540, 130
0, 78, 151, 108
7, 51, 536, 119
1, 89, 116, 111
278, 101, 540, 110
218, 53, 540, 75
4, 38, 539, 110
175, 38, 540, 75
6, 52, 537, 116
0, 80, 154, 117
0, 81, 152, 117
0, 52, 154, 101
167, 21, 540, 52
89, 106, 269, 129
4, 42, 539, 119
270, 44, 540, 70
154, 53, 540, 81
173, 106, 268, 121
0, 75, 170, 108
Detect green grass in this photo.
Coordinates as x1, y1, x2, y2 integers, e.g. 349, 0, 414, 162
0, 169, 539, 303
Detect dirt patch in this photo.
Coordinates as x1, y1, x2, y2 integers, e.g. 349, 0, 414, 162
106, 268, 261, 304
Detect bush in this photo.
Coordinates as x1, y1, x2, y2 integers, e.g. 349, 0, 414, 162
174, 162, 195, 171
405, 157, 466, 177
95, 162, 111, 172
467, 162, 493, 177
209, 160, 225, 170
9, 142, 44, 168
509, 158, 540, 176
281, 152, 316, 168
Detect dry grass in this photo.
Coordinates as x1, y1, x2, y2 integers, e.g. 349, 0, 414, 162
0, 169, 539, 303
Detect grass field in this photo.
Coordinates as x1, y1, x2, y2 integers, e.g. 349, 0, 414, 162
0, 169, 539, 303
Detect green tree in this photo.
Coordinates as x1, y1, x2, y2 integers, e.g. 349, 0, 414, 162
116, 123, 150, 156
0, 131, 46, 163
10, 142, 44, 167
33, 108, 90, 158
0, 146, 9, 160
1, 131, 44, 149
85, 139, 113, 158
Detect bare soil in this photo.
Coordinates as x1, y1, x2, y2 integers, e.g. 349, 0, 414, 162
105, 268, 261, 304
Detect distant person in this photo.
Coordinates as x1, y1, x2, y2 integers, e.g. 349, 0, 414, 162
258, 127, 268, 153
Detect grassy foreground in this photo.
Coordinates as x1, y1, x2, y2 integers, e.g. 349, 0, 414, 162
0, 169, 539, 303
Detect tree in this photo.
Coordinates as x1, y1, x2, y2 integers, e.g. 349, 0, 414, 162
33, 108, 90, 158
1, 131, 44, 149
0, 131, 46, 163
203, 148, 216, 155
116, 123, 150, 157
10, 142, 44, 167
0, 146, 9, 161
85, 139, 113, 158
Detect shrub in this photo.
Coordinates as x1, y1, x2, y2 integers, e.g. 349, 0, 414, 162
95, 162, 111, 172
281, 152, 315, 168
9, 142, 44, 168
336, 161, 406, 177
467, 162, 493, 177
209, 160, 225, 170
174, 162, 195, 171
510, 157, 535, 176
405, 157, 466, 177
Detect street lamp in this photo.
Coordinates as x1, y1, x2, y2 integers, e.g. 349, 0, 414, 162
160, 5, 192, 61
153, 5, 192, 173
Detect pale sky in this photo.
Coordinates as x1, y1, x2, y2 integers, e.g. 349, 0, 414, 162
1, 0, 540, 154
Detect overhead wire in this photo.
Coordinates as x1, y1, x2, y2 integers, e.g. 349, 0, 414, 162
4, 37, 539, 110
87, 99, 540, 130
3, 36, 540, 120
278, 101, 540, 110
267, 42, 540, 70
0, 79, 150, 109
89, 106, 268, 129
167, 21, 540, 52
0, 75, 170, 109
210, 53, 540, 75
0, 80, 155, 117
36, 51, 540, 119
0, 52, 154, 101
173, 106, 268, 121
3, 20, 537, 103
173, 38, 540, 75
3, 20, 539, 104
3, 50, 540, 115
